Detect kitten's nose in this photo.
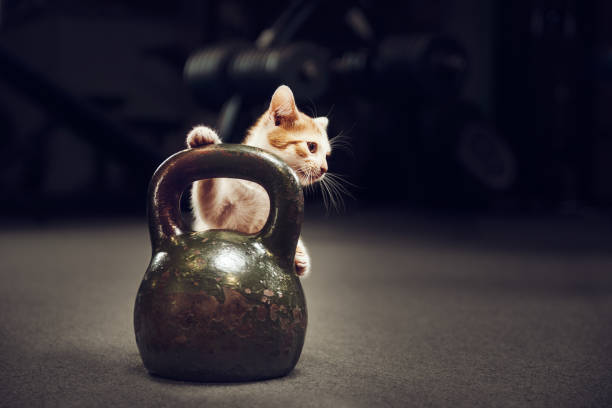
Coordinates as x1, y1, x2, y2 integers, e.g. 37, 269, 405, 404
320, 164, 328, 174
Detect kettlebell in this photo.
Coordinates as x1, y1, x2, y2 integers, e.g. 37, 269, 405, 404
134, 144, 307, 382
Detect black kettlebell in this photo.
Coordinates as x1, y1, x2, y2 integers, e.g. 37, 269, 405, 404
134, 144, 307, 382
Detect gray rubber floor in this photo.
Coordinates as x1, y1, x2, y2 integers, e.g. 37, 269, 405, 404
1, 212, 611, 407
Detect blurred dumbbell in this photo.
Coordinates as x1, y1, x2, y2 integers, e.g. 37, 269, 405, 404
184, 42, 330, 105
333, 35, 468, 100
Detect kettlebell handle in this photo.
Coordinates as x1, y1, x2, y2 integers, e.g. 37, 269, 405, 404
147, 144, 304, 266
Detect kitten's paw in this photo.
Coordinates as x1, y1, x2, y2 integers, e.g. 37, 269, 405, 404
186, 126, 221, 148
294, 246, 310, 277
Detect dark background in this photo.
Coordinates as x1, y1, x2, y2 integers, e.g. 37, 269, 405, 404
2, 0, 612, 218
2, 1, 612, 407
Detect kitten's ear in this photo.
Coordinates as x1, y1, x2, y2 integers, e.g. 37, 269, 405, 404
269, 85, 298, 125
314, 117, 329, 131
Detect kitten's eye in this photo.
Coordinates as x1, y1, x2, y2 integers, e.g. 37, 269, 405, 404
307, 142, 318, 153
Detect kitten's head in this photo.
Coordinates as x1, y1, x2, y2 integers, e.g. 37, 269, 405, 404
247, 85, 330, 186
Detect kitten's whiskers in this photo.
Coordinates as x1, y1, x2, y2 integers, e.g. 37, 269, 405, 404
329, 132, 354, 157
319, 172, 356, 214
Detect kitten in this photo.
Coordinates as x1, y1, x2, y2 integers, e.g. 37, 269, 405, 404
186, 85, 331, 277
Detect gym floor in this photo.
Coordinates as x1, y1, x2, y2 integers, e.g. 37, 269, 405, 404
1, 211, 611, 407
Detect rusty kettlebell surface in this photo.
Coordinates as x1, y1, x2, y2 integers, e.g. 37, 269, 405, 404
134, 144, 307, 382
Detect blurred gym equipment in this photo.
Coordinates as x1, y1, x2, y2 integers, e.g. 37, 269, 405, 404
8, 0, 611, 215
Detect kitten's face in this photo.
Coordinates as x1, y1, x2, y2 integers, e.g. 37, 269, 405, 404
248, 85, 330, 186
267, 112, 330, 186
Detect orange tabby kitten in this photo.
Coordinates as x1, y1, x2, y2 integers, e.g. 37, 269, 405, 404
186, 85, 330, 276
